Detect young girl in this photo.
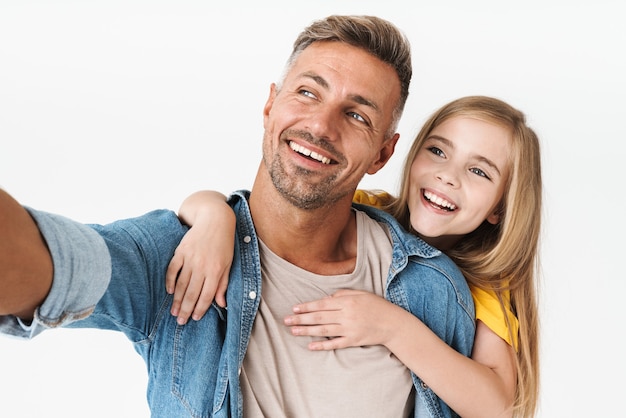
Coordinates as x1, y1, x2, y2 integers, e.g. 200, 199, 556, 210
166, 96, 541, 418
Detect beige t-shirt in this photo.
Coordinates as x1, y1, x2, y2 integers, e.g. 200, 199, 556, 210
241, 210, 415, 417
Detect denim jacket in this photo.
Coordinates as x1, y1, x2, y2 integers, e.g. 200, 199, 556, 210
1, 190, 475, 418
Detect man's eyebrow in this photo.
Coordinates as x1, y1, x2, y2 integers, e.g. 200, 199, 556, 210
349, 94, 379, 112
302, 71, 329, 89
301, 71, 380, 112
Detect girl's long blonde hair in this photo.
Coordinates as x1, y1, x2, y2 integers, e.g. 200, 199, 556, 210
387, 96, 541, 417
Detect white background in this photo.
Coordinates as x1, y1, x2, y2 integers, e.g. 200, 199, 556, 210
1, 1, 624, 417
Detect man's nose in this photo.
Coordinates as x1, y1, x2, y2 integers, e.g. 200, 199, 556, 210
305, 106, 340, 141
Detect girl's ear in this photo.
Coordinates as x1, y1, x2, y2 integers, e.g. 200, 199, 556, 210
486, 206, 502, 225
486, 212, 500, 225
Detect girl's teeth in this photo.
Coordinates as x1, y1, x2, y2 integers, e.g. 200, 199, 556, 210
424, 190, 456, 210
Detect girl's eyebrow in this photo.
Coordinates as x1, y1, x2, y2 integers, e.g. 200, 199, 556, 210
476, 155, 502, 177
427, 134, 452, 147
427, 135, 502, 177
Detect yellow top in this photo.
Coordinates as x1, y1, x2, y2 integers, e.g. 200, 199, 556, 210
353, 189, 519, 349
469, 285, 519, 349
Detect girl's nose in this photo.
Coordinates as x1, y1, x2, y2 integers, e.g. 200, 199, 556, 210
436, 169, 459, 188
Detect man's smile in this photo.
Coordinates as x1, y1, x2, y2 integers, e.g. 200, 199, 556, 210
289, 140, 334, 165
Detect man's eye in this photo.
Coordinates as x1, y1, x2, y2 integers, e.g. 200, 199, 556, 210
347, 111, 366, 123
427, 146, 445, 157
300, 89, 316, 99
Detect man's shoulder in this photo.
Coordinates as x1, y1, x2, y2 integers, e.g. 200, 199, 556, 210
352, 203, 441, 258
352, 201, 398, 227
89, 209, 188, 259
95, 209, 184, 232
226, 190, 251, 212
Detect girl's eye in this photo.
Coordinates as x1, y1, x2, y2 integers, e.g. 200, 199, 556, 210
427, 146, 445, 157
469, 167, 491, 180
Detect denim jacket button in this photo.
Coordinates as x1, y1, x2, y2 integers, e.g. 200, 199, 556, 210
421, 382, 428, 389
243, 236, 252, 243
248, 291, 257, 299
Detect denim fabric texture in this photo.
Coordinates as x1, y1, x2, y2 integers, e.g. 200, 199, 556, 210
1, 190, 475, 418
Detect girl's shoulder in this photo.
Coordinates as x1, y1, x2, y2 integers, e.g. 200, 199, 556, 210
353, 189, 394, 208
469, 285, 520, 350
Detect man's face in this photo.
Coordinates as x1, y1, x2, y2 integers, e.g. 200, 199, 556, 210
261, 41, 401, 210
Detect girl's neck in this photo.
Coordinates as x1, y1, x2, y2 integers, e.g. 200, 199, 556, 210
417, 233, 461, 252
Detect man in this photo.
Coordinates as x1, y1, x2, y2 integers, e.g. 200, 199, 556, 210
0, 15, 474, 417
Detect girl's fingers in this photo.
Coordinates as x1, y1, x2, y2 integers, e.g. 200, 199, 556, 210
290, 323, 340, 338
284, 310, 338, 327
214, 272, 229, 308
292, 296, 338, 314
171, 267, 191, 319
176, 271, 207, 325
191, 278, 218, 321
165, 252, 183, 294
308, 337, 349, 351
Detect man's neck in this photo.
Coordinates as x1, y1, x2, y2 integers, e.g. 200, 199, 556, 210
249, 181, 358, 276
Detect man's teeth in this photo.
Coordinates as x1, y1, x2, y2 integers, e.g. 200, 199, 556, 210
289, 141, 331, 164
424, 190, 457, 211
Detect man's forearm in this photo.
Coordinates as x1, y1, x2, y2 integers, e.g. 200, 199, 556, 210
0, 189, 53, 319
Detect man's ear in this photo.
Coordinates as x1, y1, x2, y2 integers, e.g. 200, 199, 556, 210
367, 133, 399, 175
263, 83, 278, 125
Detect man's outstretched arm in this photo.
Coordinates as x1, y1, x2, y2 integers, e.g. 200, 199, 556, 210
0, 189, 53, 319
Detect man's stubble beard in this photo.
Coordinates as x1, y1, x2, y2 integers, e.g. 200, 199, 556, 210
266, 152, 346, 211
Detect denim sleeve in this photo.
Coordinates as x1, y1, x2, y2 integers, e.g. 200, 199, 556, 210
0, 208, 188, 343
0, 208, 111, 339
67, 209, 189, 343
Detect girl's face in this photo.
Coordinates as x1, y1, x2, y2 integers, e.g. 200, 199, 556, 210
408, 116, 512, 250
